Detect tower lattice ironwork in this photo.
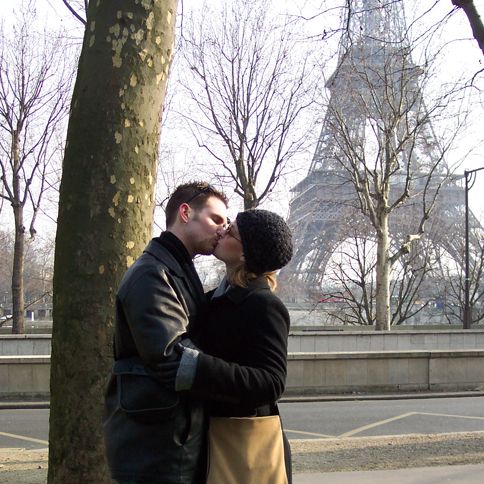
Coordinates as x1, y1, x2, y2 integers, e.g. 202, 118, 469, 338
281, 0, 482, 300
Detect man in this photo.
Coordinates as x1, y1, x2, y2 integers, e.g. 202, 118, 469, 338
103, 181, 228, 484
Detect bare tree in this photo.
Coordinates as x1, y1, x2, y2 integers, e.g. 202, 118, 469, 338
178, 0, 318, 209
0, 4, 73, 333
48, 0, 179, 480
315, 1, 471, 330
325, 231, 376, 325
0, 230, 54, 327
323, 228, 434, 326
0, 230, 13, 324
435, 228, 484, 325
23, 235, 54, 314
389, 238, 436, 325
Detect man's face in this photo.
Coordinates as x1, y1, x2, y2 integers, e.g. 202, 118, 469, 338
186, 196, 228, 256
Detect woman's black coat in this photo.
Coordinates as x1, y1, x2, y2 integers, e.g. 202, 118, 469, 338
190, 277, 290, 417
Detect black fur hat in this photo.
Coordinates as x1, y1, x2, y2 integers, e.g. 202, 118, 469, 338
236, 209, 293, 274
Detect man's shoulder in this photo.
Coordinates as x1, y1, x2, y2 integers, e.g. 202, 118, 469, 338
129, 240, 183, 273
117, 243, 179, 294
128, 246, 170, 273
117, 255, 165, 294
143, 239, 176, 266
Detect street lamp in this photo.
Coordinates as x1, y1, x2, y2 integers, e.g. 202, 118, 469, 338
463, 166, 484, 329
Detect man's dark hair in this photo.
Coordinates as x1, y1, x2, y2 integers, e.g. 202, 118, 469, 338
165, 181, 228, 228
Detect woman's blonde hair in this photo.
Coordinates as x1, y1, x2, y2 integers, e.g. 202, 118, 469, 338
228, 263, 277, 292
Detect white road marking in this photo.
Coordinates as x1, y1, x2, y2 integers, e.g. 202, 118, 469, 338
337, 410, 484, 438
285, 428, 334, 438
417, 411, 484, 420
0, 431, 48, 445
338, 412, 417, 437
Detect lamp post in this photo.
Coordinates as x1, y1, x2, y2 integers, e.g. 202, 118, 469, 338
463, 166, 484, 329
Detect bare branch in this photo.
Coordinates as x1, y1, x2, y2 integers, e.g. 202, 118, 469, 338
176, 0, 318, 209
62, 0, 87, 26
452, 0, 484, 55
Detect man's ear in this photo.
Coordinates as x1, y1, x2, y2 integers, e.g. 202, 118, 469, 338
179, 203, 191, 223
240, 254, 245, 262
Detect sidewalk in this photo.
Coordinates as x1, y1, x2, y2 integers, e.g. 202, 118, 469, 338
1, 446, 483, 483
293, 463, 484, 483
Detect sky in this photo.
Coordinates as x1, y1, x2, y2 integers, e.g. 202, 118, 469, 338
0, 0, 483, 238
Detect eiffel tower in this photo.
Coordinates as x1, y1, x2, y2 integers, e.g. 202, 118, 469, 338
281, 1, 482, 300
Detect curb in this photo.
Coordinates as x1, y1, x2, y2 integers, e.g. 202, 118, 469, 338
1, 391, 483, 409
0, 401, 50, 410
280, 390, 484, 403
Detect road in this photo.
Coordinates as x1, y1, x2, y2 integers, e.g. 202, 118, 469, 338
279, 396, 484, 440
1, 396, 484, 450
0, 408, 49, 450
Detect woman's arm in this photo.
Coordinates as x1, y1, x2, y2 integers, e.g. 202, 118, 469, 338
176, 295, 290, 408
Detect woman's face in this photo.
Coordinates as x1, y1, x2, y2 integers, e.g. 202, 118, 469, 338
213, 220, 244, 267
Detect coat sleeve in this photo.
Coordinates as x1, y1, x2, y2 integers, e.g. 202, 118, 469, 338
118, 266, 188, 369
188, 295, 289, 407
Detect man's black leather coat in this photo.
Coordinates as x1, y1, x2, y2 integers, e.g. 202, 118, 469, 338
103, 238, 206, 483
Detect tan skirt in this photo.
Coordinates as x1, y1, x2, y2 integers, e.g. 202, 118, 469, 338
206, 415, 288, 484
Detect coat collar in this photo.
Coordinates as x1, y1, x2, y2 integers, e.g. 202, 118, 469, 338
144, 239, 185, 277
224, 277, 271, 305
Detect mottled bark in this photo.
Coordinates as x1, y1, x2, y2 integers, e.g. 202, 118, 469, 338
48, 0, 178, 482
375, 210, 391, 331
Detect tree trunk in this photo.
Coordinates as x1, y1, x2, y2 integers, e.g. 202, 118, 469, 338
48, 1, 178, 481
375, 211, 391, 330
11, 130, 25, 334
244, 192, 257, 209
243, 182, 258, 209
11, 204, 25, 334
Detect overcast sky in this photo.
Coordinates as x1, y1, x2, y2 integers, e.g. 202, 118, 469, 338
1, 0, 483, 234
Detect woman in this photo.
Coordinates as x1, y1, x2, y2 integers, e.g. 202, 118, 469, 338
176, 209, 293, 484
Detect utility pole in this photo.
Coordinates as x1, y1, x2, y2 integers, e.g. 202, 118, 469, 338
463, 166, 484, 329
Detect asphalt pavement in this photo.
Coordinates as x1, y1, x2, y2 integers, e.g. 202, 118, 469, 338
3, 394, 484, 449
1, 393, 484, 482
279, 394, 484, 440
293, 463, 484, 483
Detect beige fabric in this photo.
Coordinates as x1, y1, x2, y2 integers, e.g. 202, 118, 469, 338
207, 415, 288, 484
